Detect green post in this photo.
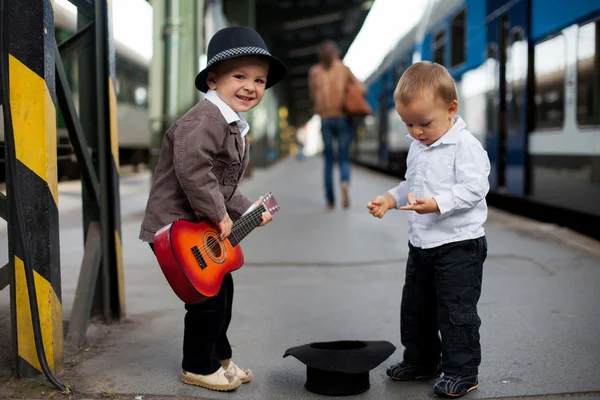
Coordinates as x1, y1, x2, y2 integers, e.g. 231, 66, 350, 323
148, 0, 206, 174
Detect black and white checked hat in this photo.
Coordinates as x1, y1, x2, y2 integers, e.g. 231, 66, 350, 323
195, 26, 287, 93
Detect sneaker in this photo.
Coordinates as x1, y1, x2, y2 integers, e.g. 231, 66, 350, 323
387, 361, 441, 381
433, 373, 478, 398
221, 359, 253, 384
180, 367, 241, 391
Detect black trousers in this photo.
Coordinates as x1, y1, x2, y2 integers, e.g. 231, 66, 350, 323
150, 243, 234, 375
400, 236, 487, 376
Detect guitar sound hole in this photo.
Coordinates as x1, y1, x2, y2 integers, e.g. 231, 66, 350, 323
206, 236, 222, 258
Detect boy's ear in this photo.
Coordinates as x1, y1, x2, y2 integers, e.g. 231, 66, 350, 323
206, 72, 218, 90
448, 99, 458, 118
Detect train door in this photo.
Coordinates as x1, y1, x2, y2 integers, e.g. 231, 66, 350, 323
486, 0, 530, 195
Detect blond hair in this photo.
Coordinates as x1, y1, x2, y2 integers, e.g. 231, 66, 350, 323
394, 61, 457, 105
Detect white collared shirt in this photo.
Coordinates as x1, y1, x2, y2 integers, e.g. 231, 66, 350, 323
387, 116, 491, 249
204, 89, 249, 151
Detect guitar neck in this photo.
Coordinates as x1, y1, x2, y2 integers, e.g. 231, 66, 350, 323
229, 204, 265, 247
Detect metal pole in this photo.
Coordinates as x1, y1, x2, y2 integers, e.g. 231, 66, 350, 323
148, 0, 166, 173
196, 0, 206, 102
94, 0, 113, 321
163, 0, 181, 133
93, 0, 125, 320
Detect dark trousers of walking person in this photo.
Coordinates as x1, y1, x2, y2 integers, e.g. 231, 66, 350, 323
400, 237, 487, 376
150, 243, 234, 375
321, 116, 353, 207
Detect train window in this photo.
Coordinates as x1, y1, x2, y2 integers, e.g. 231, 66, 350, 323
434, 28, 445, 65
486, 43, 499, 136
577, 20, 600, 126
507, 28, 528, 134
533, 34, 565, 130
114, 58, 149, 108
451, 9, 466, 67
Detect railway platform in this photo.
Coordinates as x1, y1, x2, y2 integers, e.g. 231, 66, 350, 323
1, 156, 599, 400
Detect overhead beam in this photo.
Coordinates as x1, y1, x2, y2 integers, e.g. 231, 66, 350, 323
282, 12, 344, 31
290, 78, 309, 88
287, 44, 321, 59
287, 64, 312, 76
256, 2, 365, 34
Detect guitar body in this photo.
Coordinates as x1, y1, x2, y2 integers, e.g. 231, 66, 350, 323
154, 219, 244, 304
153, 192, 280, 305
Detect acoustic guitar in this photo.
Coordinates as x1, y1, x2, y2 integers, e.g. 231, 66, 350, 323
153, 192, 280, 304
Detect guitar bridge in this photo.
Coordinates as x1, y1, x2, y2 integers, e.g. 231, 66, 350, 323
191, 245, 207, 270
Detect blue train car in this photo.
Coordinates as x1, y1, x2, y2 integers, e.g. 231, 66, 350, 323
352, 0, 600, 233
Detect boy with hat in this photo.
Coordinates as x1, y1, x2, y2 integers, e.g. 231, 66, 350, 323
139, 26, 287, 392
367, 61, 490, 398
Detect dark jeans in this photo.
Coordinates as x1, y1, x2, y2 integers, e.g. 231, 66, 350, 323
400, 237, 487, 376
149, 243, 233, 375
321, 116, 353, 206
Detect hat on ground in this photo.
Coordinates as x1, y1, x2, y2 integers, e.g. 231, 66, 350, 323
195, 26, 287, 93
283, 340, 396, 396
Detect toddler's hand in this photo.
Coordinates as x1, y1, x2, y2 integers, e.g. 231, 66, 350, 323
367, 195, 390, 218
399, 193, 440, 214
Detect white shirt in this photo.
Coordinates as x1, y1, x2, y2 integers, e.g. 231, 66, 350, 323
388, 116, 490, 249
204, 89, 249, 152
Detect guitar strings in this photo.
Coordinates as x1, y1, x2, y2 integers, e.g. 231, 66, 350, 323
197, 212, 261, 258
194, 205, 267, 259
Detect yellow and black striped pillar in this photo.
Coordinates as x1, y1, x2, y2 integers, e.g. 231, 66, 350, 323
8, 0, 63, 377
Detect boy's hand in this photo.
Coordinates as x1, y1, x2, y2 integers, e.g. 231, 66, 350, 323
255, 198, 272, 227
367, 194, 396, 218
399, 192, 440, 214
218, 214, 232, 240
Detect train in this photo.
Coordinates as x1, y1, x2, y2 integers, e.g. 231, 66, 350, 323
351, 0, 600, 237
0, 0, 151, 181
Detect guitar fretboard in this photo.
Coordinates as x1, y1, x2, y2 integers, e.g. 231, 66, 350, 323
229, 204, 266, 247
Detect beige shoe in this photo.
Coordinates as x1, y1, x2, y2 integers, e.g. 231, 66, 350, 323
341, 182, 350, 209
221, 359, 253, 384
180, 367, 241, 391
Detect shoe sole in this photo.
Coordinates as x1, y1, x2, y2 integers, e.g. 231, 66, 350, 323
241, 369, 253, 384
390, 372, 441, 381
434, 383, 478, 398
180, 373, 241, 392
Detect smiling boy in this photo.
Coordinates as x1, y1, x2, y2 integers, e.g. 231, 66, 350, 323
139, 26, 286, 393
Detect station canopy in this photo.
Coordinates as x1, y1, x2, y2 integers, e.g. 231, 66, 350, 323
253, 0, 373, 126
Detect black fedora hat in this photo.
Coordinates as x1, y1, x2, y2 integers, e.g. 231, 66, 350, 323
283, 340, 396, 396
195, 26, 287, 93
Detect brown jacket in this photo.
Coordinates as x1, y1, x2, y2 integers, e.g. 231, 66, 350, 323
139, 100, 253, 242
308, 59, 364, 119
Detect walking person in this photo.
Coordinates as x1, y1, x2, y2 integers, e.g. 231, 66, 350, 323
309, 40, 364, 210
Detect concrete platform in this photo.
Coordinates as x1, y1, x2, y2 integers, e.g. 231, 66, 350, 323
1, 156, 599, 400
